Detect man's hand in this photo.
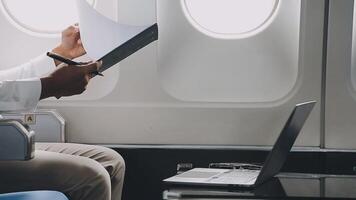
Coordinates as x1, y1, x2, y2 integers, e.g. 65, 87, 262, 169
40, 62, 101, 100
52, 24, 86, 64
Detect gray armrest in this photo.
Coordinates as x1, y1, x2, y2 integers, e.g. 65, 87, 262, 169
0, 119, 35, 160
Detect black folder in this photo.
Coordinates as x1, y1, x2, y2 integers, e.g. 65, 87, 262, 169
98, 23, 158, 72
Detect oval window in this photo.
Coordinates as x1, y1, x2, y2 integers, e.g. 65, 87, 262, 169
0, 0, 95, 37
182, 0, 279, 39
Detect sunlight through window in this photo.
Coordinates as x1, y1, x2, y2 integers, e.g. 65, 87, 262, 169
182, 0, 279, 39
0, 0, 95, 36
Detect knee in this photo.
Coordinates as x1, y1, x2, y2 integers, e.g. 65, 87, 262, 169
35, 152, 111, 199
81, 159, 112, 183
59, 156, 111, 187
99, 147, 126, 177
67, 159, 111, 200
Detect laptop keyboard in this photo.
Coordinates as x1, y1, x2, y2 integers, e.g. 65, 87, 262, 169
176, 171, 221, 179
209, 170, 259, 184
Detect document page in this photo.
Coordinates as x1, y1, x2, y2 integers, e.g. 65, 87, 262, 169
76, 0, 149, 60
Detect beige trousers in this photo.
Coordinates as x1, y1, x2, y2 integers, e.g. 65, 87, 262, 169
0, 143, 125, 200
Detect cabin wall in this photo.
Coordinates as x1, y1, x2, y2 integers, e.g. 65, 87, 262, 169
325, 0, 356, 149
43, 0, 322, 147
0, 0, 354, 149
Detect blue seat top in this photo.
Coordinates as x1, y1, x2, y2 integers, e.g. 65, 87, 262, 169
0, 191, 68, 200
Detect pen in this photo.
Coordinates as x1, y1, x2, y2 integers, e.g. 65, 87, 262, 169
46, 52, 104, 77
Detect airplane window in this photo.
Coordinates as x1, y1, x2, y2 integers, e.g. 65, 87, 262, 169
0, 0, 119, 101
182, 0, 279, 39
158, 0, 300, 102
0, 0, 95, 37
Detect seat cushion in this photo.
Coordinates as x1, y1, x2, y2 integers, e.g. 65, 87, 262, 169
0, 191, 68, 200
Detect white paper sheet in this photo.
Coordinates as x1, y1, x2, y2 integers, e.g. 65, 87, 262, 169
76, 0, 149, 60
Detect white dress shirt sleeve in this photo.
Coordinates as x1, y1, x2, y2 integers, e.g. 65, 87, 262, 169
0, 54, 56, 112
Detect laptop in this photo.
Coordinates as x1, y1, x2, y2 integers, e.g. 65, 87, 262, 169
164, 101, 316, 187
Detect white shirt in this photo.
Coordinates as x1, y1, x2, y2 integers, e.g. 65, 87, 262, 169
0, 54, 55, 113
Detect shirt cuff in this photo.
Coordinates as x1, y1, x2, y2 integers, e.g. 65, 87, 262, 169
0, 78, 41, 112
30, 53, 56, 77
21, 77, 42, 110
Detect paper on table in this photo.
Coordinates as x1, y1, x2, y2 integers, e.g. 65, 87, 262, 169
75, 0, 149, 60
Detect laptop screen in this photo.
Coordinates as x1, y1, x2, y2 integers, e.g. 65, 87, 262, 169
255, 101, 316, 185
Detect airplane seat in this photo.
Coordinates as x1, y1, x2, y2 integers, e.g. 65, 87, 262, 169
0, 118, 68, 200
